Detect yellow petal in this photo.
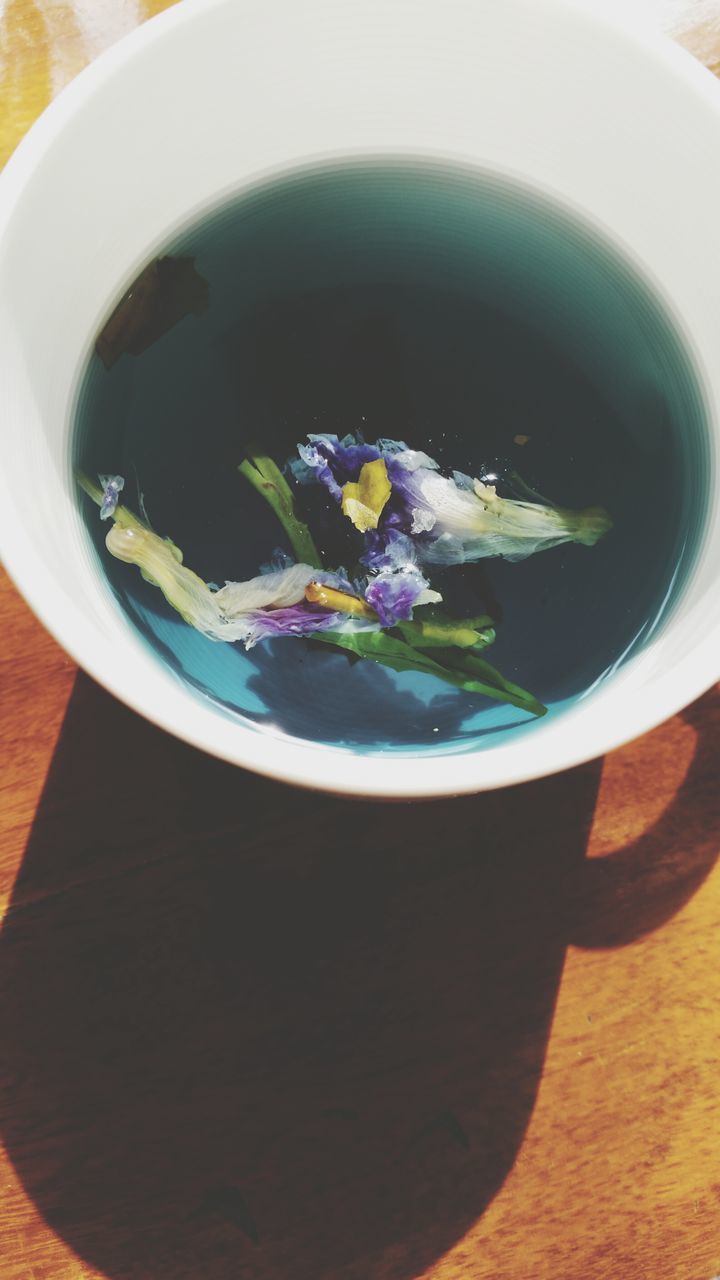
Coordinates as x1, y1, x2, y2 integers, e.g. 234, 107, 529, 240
341, 459, 392, 532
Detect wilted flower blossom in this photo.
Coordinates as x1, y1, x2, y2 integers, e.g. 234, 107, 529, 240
291, 434, 612, 567
105, 523, 343, 646
90, 475, 440, 645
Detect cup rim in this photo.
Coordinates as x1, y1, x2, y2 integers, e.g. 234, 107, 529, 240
1, 0, 719, 798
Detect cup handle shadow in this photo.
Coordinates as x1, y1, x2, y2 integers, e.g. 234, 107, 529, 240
567, 687, 720, 950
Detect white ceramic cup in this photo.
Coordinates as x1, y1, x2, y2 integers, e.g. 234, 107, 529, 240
1, 0, 719, 797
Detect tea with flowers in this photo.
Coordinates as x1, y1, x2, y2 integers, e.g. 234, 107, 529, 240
73, 161, 707, 749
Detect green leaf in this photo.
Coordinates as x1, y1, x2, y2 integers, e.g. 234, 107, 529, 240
430, 647, 547, 717
313, 631, 546, 716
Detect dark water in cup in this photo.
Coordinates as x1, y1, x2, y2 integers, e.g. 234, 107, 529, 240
73, 159, 709, 753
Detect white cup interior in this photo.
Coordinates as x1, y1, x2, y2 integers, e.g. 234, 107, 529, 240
1, 0, 719, 796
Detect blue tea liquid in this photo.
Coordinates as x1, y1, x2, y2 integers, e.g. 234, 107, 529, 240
73, 160, 709, 753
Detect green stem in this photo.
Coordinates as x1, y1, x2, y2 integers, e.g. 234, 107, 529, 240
238, 454, 322, 569
398, 617, 496, 650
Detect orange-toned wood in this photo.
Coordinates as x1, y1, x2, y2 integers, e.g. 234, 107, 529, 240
1, 5, 720, 1279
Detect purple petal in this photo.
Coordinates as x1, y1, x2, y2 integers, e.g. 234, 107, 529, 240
98, 473, 124, 521
244, 603, 341, 647
310, 433, 381, 477
361, 530, 392, 572
382, 457, 436, 530
293, 433, 382, 503
361, 528, 417, 573
291, 444, 343, 500
364, 567, 431, 627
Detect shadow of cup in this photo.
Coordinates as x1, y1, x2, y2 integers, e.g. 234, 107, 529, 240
0, 676, 717, 1279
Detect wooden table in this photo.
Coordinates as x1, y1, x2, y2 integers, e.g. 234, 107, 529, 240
1, 4, 719, 1278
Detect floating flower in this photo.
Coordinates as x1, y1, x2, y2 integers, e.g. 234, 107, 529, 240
390, 468, 612, 565
104, 522, 380, 648
91, 490, 438, 646
291, 434, 612, 565
98, 474, 124, 520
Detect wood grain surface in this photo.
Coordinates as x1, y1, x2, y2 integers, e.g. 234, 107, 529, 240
1, 4, 720, 1279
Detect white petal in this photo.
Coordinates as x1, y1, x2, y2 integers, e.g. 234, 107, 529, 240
419, 532, 468, 565
410, 506, 437, 534
394, 448, 440, 472
414, 587, 443, 607
215, 563, 317, 617
411, 471, 486, 536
